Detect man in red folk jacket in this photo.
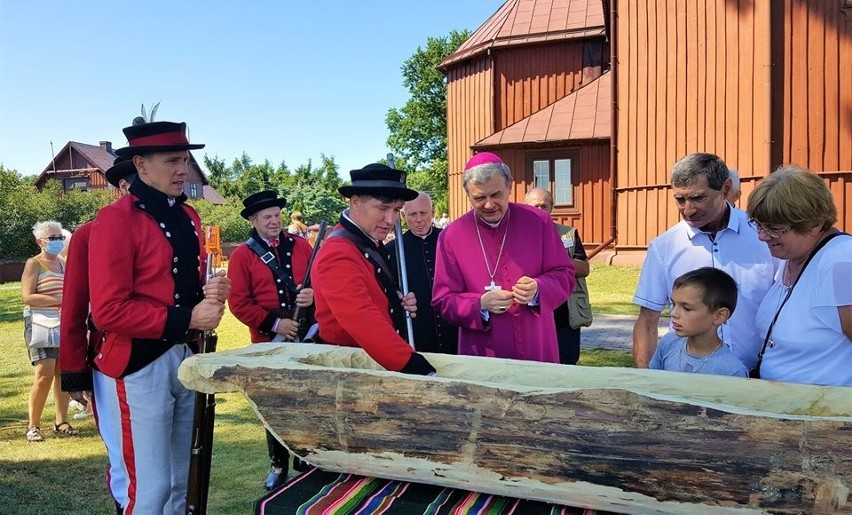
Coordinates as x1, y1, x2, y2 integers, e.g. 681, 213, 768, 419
60, 157, 136, 429
312, 163, 436, 376
61, 157, 135, 393
88, 120, 230, 514
228, 190, 313, 490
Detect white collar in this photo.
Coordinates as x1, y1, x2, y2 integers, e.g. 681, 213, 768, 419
411, 226, 433, 239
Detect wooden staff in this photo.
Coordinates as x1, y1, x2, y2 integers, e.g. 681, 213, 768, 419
186, 254, 218, 514
386, 153, 415, 348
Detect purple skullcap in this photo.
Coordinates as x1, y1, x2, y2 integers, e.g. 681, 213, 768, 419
464, 152, 504, 170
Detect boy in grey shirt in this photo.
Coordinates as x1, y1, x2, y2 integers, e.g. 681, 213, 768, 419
650, 267, 748, 377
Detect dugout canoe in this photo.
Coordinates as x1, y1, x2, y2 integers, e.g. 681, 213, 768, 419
178, 343, 852, 514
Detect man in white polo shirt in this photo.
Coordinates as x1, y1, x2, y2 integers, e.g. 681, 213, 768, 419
632, 153, 777, 371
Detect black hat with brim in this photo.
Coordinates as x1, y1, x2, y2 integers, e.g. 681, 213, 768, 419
240, 190, 288, 219
115, 121, 205, 157
338, 163, 418, 201
105, 156, 137, 188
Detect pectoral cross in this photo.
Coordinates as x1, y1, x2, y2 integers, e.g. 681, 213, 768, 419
484, 281, 502, 292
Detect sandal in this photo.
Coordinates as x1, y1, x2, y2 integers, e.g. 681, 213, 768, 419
53, 421, 80, 436
26, 426, 44, 442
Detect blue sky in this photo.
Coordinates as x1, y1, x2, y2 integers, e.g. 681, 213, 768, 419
0, 1, 503, 177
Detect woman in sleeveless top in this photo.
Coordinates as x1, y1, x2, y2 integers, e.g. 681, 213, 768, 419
287, 210, 309, 238
21, 220, 78, 442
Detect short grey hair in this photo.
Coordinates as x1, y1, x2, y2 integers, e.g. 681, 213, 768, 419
670, 153, 729, 190
403, 191, 433, 213
462, 161, 512, 190
32, 220, 63, 240
727, 168, 740, 193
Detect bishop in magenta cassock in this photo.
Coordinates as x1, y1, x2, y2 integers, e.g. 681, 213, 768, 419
432, 152, 575, 363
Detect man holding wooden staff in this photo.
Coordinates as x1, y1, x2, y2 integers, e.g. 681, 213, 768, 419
227, 190, 314, 490
88, 119, 230, 513
312, 163, 436, 375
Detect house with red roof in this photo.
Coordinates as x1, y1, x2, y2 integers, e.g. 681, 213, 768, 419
34, 140, 225, 204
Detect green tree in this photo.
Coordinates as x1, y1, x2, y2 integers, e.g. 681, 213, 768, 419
285, 182, 346, 225
386, 30, 470, 213
0, 165, 62, 260
206, 152, 313, 202
55, 186, 114, 231
189, 199, 251, 244
203, 155, 240, 199
196, 153, 347, 238
287, 155, 341, 191
406, 158, 449, 216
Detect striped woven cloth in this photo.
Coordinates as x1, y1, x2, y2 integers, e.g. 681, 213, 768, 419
256, 468, 615, 515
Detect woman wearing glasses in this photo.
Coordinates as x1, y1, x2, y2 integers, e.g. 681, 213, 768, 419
21, 220, 79, 441
747, 165, 852, 386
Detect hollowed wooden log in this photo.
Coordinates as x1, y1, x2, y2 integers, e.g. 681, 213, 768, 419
178, 343, 852, 514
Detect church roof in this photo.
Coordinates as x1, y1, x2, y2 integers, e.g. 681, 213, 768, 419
440, 0, 605, 69
473, 70, 610, 148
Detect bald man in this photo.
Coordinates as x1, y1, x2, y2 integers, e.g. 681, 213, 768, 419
525, 188, 591, 364
388, 192, 458, 354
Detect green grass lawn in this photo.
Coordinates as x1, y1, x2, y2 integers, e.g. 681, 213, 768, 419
0, 284, 270, 513
0, 264, 640, 513
585, 264, 641, 316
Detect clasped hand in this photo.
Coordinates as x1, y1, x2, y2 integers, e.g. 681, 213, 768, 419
398, 291, 417, 318
480, 289, 513, 314
480, 276, 538, 314
191, 271, 231, 331
511, 276, 538, 305
202, 270, 231, 303
275, 318, 300, 341
295, 285, 313, 307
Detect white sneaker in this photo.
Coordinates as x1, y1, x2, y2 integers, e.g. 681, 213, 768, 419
73, 411, 92, 420
69, 400, 85, 412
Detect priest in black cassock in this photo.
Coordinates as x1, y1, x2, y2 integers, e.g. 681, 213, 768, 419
389, 192, 458, 354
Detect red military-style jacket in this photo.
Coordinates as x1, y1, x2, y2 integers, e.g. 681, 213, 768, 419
228, 232, 312, 343
88, 193, 205, 378
60, 221, 101, 392
312, 227, 415, 372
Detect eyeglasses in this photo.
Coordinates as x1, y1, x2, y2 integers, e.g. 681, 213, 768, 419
747, 219, 792, 238
45, 235, 66, 241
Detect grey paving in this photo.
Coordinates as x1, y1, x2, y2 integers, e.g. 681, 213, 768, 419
580, 313, 669, 351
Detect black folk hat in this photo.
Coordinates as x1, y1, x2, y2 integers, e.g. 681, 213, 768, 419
104, 156, 137, 188
240, 190, 287, 219
338, 163, 418, 201
115, 121, 205, 157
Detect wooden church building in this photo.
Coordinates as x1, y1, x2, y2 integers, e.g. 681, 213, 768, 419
442, 0, 852, 262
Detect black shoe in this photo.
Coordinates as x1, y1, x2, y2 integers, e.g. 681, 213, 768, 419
264, 467, 287, 491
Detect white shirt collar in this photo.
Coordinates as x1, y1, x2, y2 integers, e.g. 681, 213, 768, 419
684, 204, 741, 240
411, 226, 433, 239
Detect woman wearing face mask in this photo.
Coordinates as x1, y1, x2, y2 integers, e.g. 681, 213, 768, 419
21, 220, 78, 442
